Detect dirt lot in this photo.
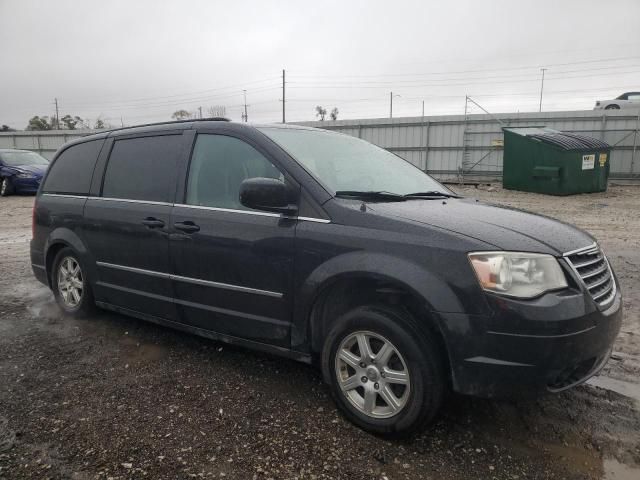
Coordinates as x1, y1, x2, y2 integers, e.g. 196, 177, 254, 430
1, 185, 639, 480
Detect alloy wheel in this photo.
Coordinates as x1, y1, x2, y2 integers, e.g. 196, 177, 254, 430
57, 256, 84, 308
335, 330, 411, 418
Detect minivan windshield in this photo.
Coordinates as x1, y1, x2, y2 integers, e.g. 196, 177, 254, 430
259, 127, 452, 197
1, 151, 49, 167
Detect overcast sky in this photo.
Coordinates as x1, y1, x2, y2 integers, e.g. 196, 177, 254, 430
1, 0, 639, 129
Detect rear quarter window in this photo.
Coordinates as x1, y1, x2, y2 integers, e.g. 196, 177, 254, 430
102, 134, 183, 203
42, 140, 104, 195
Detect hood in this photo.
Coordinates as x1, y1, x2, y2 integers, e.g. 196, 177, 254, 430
367, 197, 594, 255
11, 164, 47, 176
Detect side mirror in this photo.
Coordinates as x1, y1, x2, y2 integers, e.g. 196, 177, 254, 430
239, 177, 297, 215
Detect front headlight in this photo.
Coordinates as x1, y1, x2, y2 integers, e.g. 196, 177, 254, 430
16, 172, 35, 178
468, 252, 567, 298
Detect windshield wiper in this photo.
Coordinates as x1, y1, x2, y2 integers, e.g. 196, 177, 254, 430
403, 191, 461, 199
335, 190, 406, 201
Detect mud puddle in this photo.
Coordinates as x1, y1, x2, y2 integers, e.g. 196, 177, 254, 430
603, 458, 640, 480
588, 376, 640, 404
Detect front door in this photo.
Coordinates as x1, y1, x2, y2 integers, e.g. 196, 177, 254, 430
84, 133, 185, 321
170, 133, 295, 347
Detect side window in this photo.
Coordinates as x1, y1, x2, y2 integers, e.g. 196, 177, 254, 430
628, 94, 640, 101
43, 140, 103, 194
186, 134, 284, 210
102, 135, 182, 203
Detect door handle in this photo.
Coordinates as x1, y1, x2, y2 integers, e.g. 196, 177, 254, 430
173, 221, 200, 233
141, 217, 165, 228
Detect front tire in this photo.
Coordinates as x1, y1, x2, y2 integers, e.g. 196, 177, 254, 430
605, 104, 620, 110
51, 248, 96, 317
322, 305, 445, 437
0, 178, 14, 197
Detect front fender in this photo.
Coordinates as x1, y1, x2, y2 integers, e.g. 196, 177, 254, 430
292, 250, 487, 352
300, 251, 465, 313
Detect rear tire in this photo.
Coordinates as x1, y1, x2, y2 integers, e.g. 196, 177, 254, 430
0, 178, 14, 197
51, 247, 96, 317
322, 305, 445, 437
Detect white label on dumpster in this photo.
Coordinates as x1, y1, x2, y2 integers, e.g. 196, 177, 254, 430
582, 154, 595, 170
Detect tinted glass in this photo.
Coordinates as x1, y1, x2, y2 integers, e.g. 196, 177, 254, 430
43, 140, 103, 194
186, 134, 283, 210
103, 135, 182, 202
1, 151, 49, 166
259, 127, 450, 196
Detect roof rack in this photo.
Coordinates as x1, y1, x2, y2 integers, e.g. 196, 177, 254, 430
101, 117, 231, 135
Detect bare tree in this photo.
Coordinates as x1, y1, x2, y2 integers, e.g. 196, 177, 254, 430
94, 117, 113, 129
172, 109, 192, 120
208, 105, 226, 117
315, 105, 327, 121
330, 107, 339, 121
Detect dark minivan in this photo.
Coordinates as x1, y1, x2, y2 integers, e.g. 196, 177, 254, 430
31, 119, 622, 436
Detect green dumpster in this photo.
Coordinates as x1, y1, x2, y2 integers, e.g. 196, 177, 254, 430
502, 127, 611, 195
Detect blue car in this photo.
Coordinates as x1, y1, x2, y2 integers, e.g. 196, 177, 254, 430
0, 149, 49, 196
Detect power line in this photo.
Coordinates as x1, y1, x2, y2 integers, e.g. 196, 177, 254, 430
62, 76, 280, 107
288, 67, 640, 88
288, 55, 640, 79
287, 69, 640, 91
62, 85, 281, 110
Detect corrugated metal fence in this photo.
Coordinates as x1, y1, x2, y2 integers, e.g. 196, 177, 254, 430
0, 130, 94, 160
1, 109, 638, 180
296, 109, 640, 181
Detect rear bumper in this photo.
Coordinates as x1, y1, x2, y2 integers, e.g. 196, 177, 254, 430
438, 288, 623, 397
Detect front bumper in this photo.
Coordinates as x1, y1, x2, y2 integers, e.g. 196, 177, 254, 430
437, 288, 623, 397
12, 176, 41, 193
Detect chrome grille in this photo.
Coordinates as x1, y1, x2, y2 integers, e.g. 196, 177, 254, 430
564, 243, 616, 307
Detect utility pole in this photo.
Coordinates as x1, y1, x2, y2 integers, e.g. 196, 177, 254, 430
420, 100, 425, 172
242, 89, 248, 122
198, 106, 203, 119
539, 68, 547, 112
282, 69, 286, 124
120, 116, 124, 127
390, 92, 400, 119
54, 98, 60, 129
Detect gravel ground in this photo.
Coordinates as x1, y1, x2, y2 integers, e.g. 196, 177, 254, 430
0, 185, 639, 480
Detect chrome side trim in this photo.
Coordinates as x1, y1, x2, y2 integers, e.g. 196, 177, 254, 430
96, 283, 287, 325
296, 216, 331, 224
42, 195, 331, 223
42, 193, 88, 200
171, 273, 283, 298
96, 261, 283, 298
174, 204, 331, 223
174, 203, 280, 218
97, 262, 169, 279
90, 197, 173, 207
